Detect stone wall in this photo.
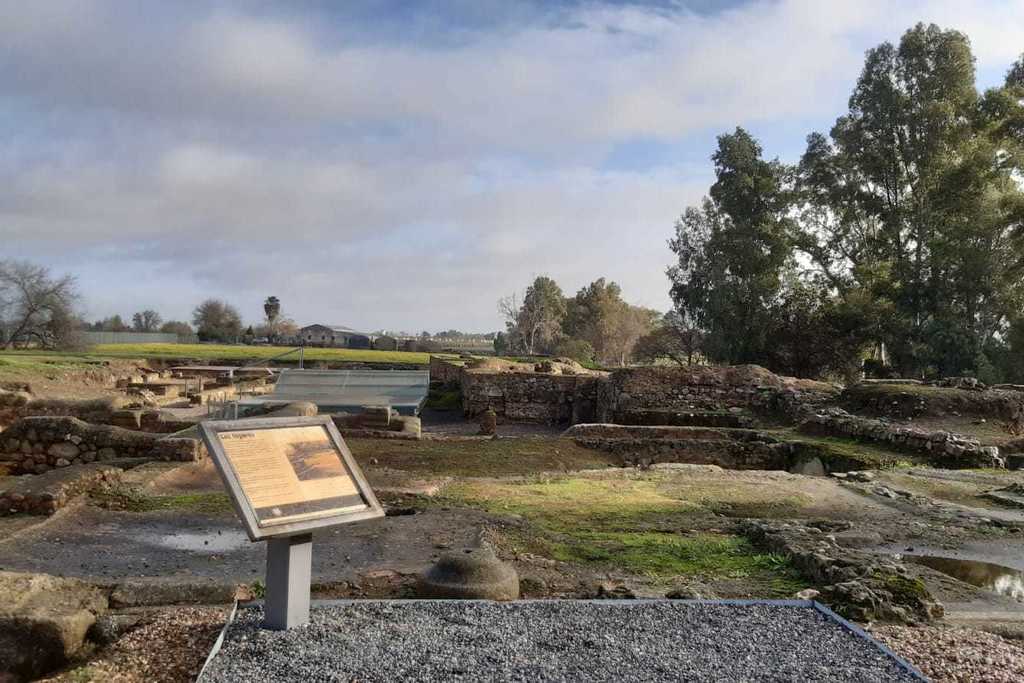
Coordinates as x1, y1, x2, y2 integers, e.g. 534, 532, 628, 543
0, 395, 129, 429
843, 382, 1024, 419
798, 410, 1003, 468
429, 356, 464, 386
460, 370, 605, 424
563, 424, 787, 469
0, 417, 204, 475
596, 365, 839, 423
0, 464, 122, 515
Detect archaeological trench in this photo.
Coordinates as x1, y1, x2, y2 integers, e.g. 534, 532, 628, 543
2, 355, 1024, 679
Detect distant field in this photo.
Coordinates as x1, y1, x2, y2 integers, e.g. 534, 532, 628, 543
0, 344, 439, 366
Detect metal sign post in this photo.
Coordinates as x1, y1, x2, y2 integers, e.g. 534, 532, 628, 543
199, 416, 384, 630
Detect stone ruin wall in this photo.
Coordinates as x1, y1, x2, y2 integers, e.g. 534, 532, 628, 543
798, 411, 1004, 468
596, 366, 839, 423
455, 363, 840, 426
0, 416, 204, 475
842, 383, 1024, 420
429, 356, 464, 385
460, 371, 605, 424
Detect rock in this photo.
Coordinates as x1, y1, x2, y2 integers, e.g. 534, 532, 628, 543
665, 583, 718, 600
830, 529, 885, 548
847, 471, 876, 483
790, 457, 826, 477
46, 442, 79, 460
0, 571, 108, 680
478, 408, 497, 436
417, 547, 519, 600
795, 588, 821, 601
593, 581, 637, 600
873, 486, 899, 499
89, 612, 147, 645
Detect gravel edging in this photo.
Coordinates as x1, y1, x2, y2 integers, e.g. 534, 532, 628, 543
202, 600, 921, 682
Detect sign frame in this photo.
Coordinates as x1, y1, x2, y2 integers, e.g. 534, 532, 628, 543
198, 415, 384, 541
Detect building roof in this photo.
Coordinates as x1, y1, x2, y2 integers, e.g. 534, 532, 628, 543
300, 324, 372, 336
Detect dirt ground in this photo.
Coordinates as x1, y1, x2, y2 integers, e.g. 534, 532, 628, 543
0, 356, 147, 400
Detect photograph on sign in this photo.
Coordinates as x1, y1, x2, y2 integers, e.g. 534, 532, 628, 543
218, 424, 366, 526
199, 416, 383, 539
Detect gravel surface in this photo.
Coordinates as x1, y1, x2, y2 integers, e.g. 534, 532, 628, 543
203, 601, 919, 682
871, 624, 1024, 683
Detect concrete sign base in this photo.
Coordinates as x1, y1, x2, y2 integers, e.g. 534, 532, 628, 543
264, 533, 313, 630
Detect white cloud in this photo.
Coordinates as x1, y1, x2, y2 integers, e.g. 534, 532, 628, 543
2, 0, 1023, 329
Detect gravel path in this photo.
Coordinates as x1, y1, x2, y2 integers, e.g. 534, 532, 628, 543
871, 624, 1024, 683
202, 601, 920, 682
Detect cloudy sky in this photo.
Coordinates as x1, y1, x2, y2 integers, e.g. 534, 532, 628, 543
3, 1, 1023, 333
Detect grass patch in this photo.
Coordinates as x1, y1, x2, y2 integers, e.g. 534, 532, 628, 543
424, 387, 462, 410
348, 437, 618, 477
88, 343, 437, 364
0, 353, 108, 374
0, 345, 446, 368
547, 531, 791, 578
771, 429, 920, 468
92, 486, 234, 514
435, 472, 811, 590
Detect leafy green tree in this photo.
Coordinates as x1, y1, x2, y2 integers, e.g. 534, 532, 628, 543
492, 331, 509, 356
668, 128, 793, 365
563, 278, 655, 365
551, 338, 595, 364
192, 299, 243, 342
633, 310, 705, 366
794, 24, 1024, 378
500, 276, 567, 355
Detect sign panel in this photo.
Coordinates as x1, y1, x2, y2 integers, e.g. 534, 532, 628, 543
199, 416, 383, 540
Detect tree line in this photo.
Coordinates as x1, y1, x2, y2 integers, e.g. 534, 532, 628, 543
668, 24, 1024, 382
497, 276, 660, 365
0, 263, 297, 349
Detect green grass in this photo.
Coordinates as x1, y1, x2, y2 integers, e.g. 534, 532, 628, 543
432, 472, 809, 591
0, 344, 449, 369
347, 437, 619, 477
91, 487, 234, 514
0, 352, 108, 373
89, 343, 437, 364
424, 387, 462, 410
546, 531, 793, 578
771, 429, 920, 468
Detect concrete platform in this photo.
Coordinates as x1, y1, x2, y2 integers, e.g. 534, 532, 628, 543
199, 600, 924, 682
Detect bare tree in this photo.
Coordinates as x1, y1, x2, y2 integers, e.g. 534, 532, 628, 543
0, 260, 81, 349
132, 309, 163, 332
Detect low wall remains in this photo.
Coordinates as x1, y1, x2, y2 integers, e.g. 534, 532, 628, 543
843, 382, 1024, 419
429, 356, 465, 386
0, 395, 130, 429
460, 370, 605, 424
596, 365, 838, 422
563, 424, 787, 469
0, 463, 122, 515
798, 410, 1003, 468
0, 417, 204, 474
